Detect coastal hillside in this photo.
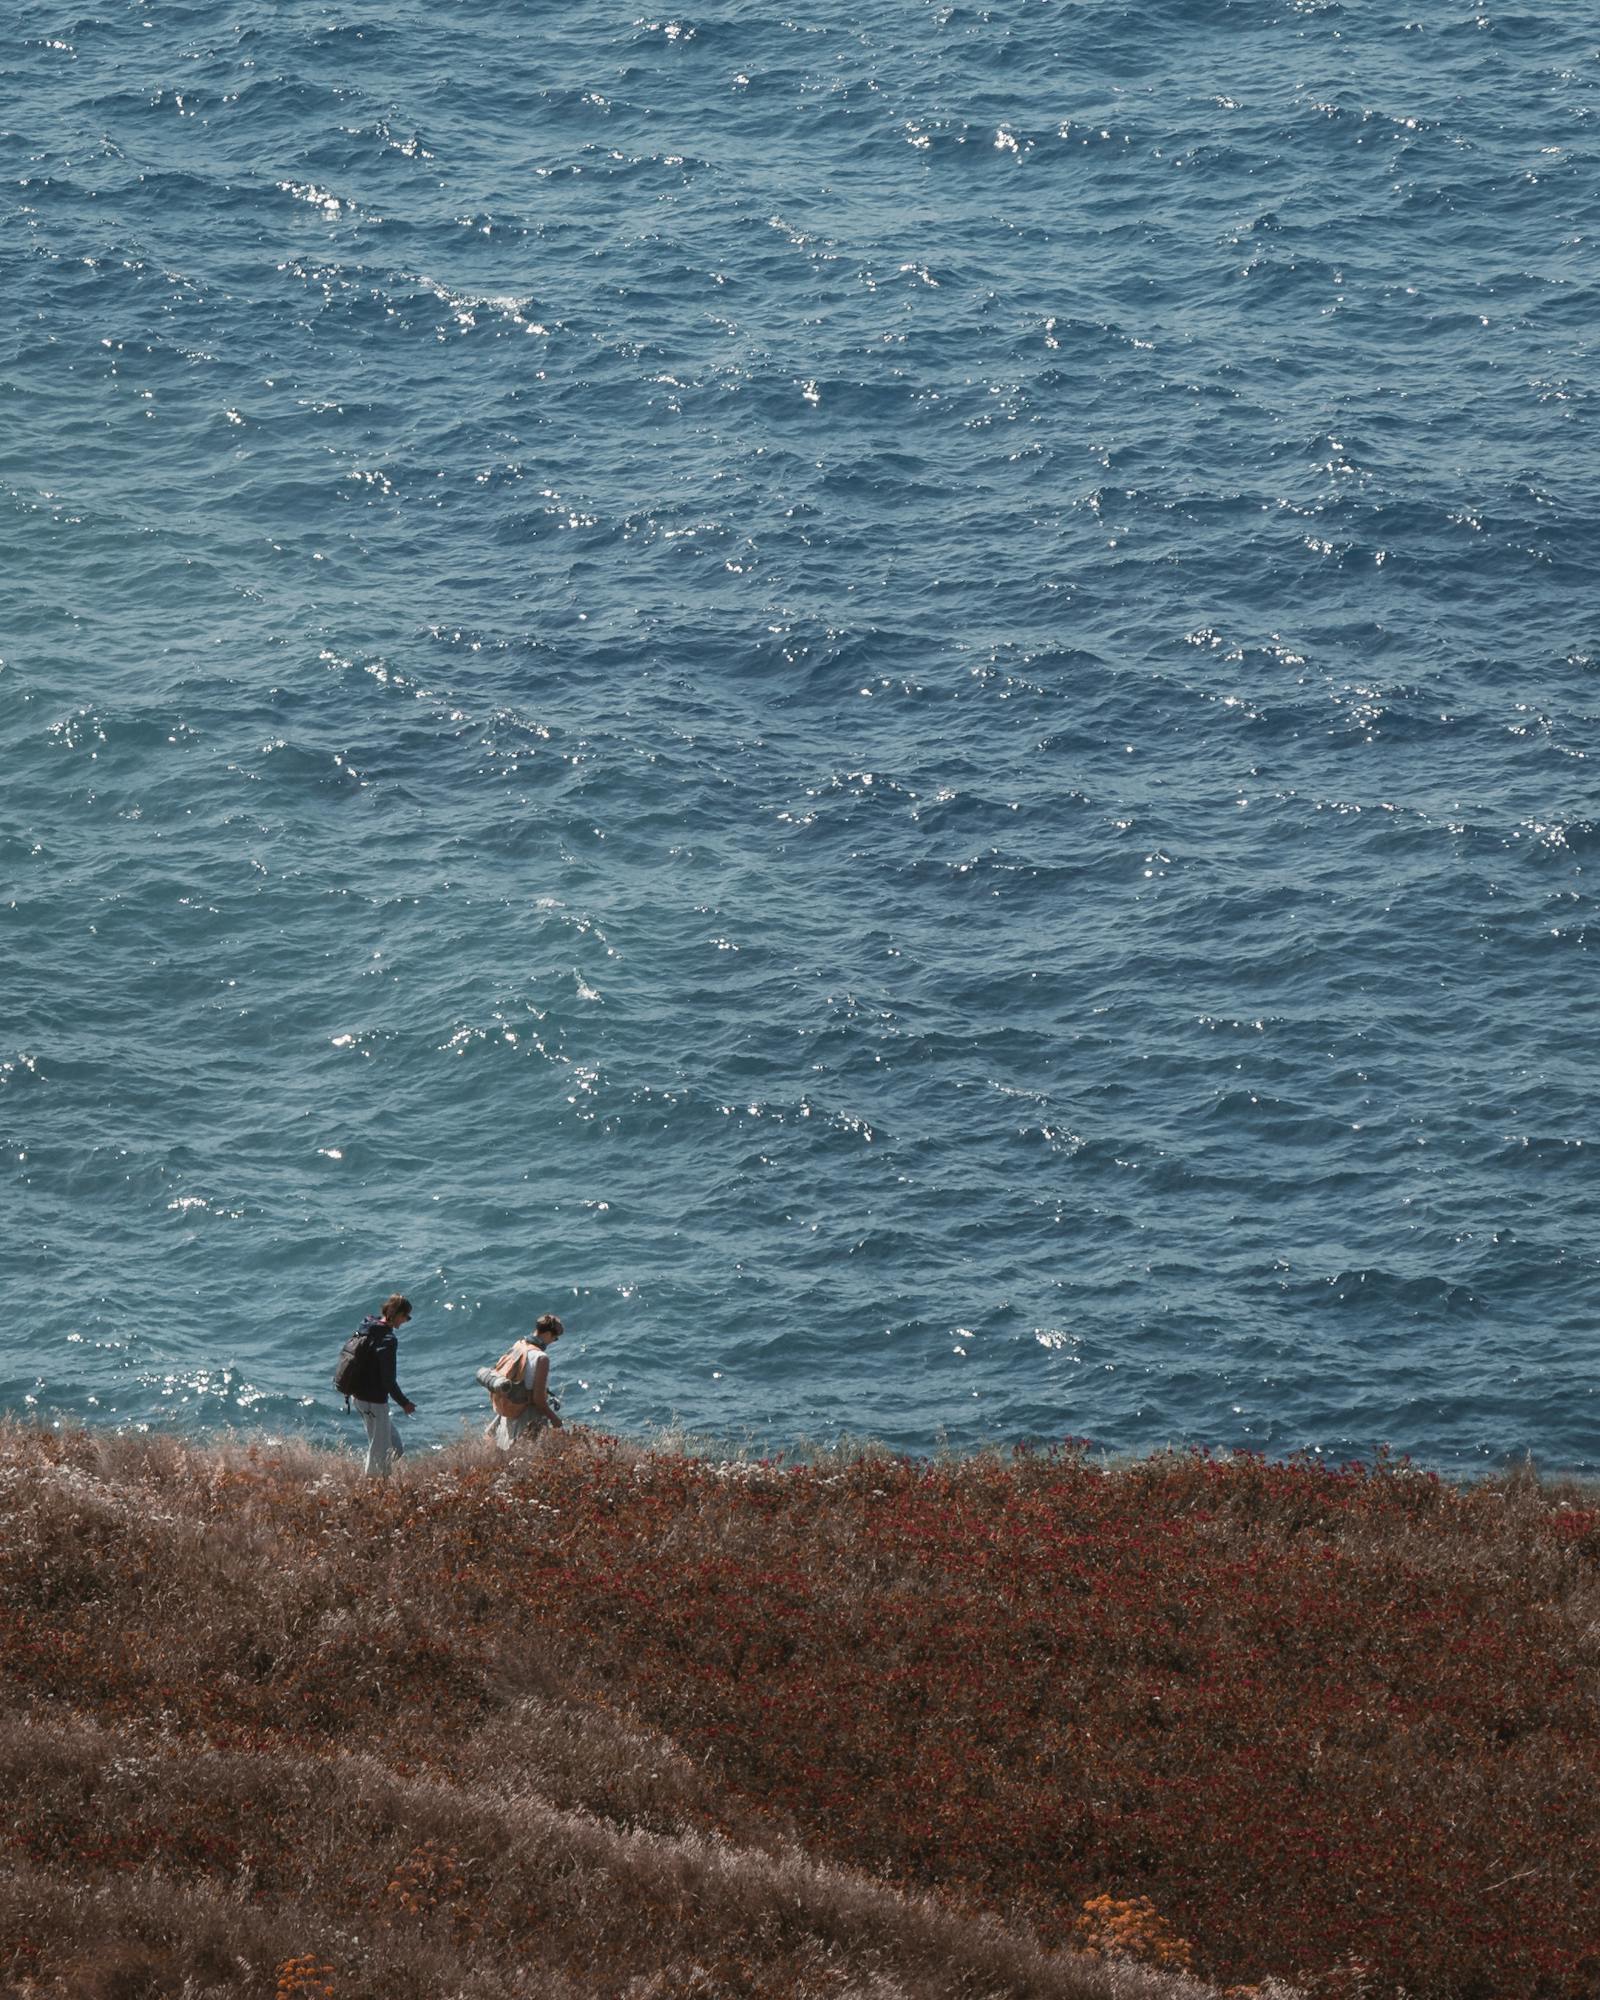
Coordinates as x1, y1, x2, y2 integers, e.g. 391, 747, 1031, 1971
1, 1424, 1597, 1999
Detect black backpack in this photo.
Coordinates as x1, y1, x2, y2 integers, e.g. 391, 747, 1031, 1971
333, 1318, 388, 1403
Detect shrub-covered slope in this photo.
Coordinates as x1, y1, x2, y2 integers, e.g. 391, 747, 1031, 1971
1, 1424, 1597, 1998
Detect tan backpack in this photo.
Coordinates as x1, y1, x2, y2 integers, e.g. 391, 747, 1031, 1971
486, 1340, 537, 1420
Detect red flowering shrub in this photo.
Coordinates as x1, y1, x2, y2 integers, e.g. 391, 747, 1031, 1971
1, 1421, 1598, 1997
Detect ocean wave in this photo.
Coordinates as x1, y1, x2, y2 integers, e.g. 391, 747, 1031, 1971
4, 0, 1596, 1470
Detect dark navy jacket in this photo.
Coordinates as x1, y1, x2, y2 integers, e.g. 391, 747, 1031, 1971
358, 1316, 408, 1406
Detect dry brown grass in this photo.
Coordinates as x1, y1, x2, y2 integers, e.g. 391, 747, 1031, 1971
1, 1422, 1597, 1997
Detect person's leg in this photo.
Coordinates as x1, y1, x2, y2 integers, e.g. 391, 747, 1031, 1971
505, 1410, 550, 1452
356, 1397, 394, 1477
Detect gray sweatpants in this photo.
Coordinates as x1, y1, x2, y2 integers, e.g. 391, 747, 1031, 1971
352, 1397, 403, 1477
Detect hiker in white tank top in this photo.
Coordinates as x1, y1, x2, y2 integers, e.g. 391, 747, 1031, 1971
484, 1312, 565, 1452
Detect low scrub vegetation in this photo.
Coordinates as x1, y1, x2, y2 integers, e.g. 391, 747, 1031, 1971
1, 1422, 1597, 1997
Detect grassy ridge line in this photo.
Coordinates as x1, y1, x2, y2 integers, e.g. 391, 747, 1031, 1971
1, 1710, 1192, 2000
0, 1424, 1236, 2000
3, 1427, 1599, 1999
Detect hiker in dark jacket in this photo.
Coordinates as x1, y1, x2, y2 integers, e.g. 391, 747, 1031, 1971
351, 1292, 417, 1478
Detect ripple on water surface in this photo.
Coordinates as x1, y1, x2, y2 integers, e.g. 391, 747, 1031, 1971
2, 0, 1596, 1469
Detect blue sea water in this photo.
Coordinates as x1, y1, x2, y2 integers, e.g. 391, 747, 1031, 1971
3, 1, 1596, 1471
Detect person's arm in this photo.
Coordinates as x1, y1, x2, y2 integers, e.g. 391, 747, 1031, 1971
383, 1333, 416, 1415
527, 1349, 561, 1427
